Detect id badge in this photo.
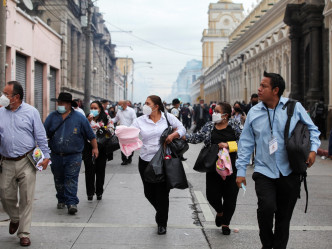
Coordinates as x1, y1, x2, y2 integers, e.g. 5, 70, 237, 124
269, 137, 278, 155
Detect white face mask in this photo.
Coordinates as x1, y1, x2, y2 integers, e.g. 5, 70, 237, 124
143, 105, 153, 115
212, 113, 226, 123
0, 95, 10, 107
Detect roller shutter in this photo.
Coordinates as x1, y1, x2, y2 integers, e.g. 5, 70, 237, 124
34, 62, 43, 118
15, 54, 26, 100
49, 68, 56, 112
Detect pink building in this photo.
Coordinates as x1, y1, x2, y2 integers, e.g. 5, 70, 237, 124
5, 0, 61, 120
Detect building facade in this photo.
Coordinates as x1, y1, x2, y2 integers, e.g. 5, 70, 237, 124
116, 57, 134, 101
35, 0, 116, 102
201, 0, 243, 71
5, 0, 62, 120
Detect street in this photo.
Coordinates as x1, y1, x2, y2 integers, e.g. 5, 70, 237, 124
0, 143, 332, 248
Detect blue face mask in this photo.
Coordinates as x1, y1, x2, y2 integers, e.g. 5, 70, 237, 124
57, 106, 66, 114
90, 109, 99, 117
118, 106, 123, 111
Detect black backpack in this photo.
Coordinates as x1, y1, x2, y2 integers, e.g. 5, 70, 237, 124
283, 99, 311, 213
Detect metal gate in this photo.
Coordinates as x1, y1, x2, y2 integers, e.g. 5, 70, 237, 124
49, 68, 56, 112
34, 62, 43, 118
16, 54, 26, 100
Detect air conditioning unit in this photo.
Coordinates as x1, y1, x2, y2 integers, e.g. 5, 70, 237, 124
17, 0, 33, 11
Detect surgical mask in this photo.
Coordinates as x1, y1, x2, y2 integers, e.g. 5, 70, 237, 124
143, 105, 153, 115
90, 109, 99, 117
57, 105, 66, 114
0, 94, 10, 107
118, 106, 123, 111
212, 113, 226, 123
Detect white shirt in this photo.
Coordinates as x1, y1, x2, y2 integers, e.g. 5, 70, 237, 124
112, 106, 136, 127
74, 107, 86, 116
131, 112, 186, 161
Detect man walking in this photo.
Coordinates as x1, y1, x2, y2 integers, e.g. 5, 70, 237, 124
44, 93, 98, 215
112, 100, 137, 165
193, 99, 209, 132
0, 81, 50, 246
236, 72, 320, 249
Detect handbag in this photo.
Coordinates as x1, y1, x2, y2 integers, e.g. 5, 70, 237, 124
193, 143, 219, 172
108, 134, 120, 152
164, 151, 188, 189
164, 111, 189, 156
144, 146, 165, 183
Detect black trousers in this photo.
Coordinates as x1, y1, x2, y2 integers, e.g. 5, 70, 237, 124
252, 172, 301, 249
83, 143, 107, 197
121, 151, 134, 163
206, 171, 239, 225
194, 119, 205, 133
138, 157, 170, 227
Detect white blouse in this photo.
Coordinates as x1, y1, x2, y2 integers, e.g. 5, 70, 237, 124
131, 112, 186, 161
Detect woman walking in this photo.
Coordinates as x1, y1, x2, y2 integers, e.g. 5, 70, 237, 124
186, 102, 242, 235
83, 101, 114, 201
131, 95, 186, 235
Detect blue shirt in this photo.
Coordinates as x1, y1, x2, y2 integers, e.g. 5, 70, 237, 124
0, 102, 50, 158
236, 97, 321, 179
44, 109, 95, 154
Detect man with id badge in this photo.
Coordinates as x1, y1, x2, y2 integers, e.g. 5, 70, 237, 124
235, 72, 320, 249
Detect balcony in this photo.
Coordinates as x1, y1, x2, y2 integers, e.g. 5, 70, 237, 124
202, 29, 231, 37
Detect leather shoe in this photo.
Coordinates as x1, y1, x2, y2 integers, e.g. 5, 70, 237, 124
215, 215, 223, 227
9, 221, 19, 235
20, 237, 31, 246
157, 226, 167, 235
68, 205, 78, 215
97, 195, 102, 200
121, 161, 128, 165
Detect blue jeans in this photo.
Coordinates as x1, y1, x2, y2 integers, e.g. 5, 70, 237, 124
50, 153, 82, 206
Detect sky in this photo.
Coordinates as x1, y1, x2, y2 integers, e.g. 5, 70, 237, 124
96, 0, 258, 103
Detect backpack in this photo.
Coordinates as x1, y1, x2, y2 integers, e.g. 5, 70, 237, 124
283, 99, 311, 213
315, 103, 325, 116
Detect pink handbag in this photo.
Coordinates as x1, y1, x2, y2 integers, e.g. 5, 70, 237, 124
216, 148, 233, 180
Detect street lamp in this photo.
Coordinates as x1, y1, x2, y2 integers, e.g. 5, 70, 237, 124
132, 61, 152, 103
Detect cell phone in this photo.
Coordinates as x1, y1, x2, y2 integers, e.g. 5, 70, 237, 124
92, 155, 96, 164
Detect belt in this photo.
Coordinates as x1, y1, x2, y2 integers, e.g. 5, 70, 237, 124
1, 149, 34, 161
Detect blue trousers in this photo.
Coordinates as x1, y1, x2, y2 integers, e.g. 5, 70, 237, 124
50, 153, 82, 206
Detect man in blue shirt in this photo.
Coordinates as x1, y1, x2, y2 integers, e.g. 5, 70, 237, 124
0, 81, 50, 247
236, 72, 320, 249
44, 93, 98, 215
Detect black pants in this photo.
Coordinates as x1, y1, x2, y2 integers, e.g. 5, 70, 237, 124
138, 157, 170, 227
83, 143, 107, 197
194, 119, 205, 133
121, 151, 134, 163
206, 171, 239, 225
252, 172, 301, 249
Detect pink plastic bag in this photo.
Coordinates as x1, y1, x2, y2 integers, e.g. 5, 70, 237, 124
216, 148, 233, 180
115, 125, 143, 157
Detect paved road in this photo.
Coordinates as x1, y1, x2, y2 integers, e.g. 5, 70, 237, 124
1, 143, 331, 248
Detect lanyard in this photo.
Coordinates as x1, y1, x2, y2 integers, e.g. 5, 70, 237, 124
264, 102, 278, 137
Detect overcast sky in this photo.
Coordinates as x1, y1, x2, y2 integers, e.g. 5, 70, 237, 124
96, 0, 257, 103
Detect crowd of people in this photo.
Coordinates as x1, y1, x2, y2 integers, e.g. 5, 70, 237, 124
0, 71, 322, 248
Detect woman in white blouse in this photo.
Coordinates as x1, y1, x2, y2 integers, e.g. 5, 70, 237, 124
131, 95, 186, 235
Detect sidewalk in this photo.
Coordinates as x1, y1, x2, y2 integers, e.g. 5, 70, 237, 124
0, 152, 209, 249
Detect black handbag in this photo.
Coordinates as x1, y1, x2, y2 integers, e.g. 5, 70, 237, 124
164, 152, 188, 189
193, 143, 219, 172
144, 146, 165, 183
108, 135, 120, 152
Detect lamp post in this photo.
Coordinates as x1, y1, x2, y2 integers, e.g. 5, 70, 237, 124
132, 61, 152, 102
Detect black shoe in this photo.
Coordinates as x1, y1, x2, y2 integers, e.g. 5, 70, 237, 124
157, 226, 167, 235
222, 226, 231, 235
128, 159, 132, 164
68, 205, 78, 215
180, 157, 187, 161
87, 196, 93, 201
121, 161, 128, 165
97, 195, 102, 200
215, 215, 223, 227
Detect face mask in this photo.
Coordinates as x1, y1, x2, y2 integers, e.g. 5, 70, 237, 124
234, 107, 242, 112
212, 113, 226, 123
143, 105, 153, 115
90, 109, 99, 117
118, 106, 123, 111
106, 105, 110, 109
252, 101, 258, 106
57, 105, 66, 114
0, 95, 10, 107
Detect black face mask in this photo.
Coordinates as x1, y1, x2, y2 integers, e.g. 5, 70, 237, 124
252, 101, 258, 106
234, 107, 242, 112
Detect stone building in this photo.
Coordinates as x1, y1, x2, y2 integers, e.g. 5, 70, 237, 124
34, 0, 116, 102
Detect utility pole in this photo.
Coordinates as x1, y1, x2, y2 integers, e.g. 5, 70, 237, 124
0, 0, 7, 90
84, 0, 93, 113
